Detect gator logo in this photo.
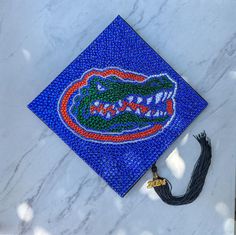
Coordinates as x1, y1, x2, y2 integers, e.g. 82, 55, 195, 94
58, 68, 177, 143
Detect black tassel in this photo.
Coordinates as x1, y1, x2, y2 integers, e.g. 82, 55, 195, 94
148, 131, 212, 205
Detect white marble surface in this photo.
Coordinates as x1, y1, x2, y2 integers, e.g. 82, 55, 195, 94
0, 0, 235, 234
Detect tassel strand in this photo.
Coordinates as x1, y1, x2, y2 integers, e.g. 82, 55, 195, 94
150, 131, 212, 205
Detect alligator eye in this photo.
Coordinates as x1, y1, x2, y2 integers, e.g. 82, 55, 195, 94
97, 83, 106, 91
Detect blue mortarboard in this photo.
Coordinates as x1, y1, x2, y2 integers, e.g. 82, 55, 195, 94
28, 16, 209, 199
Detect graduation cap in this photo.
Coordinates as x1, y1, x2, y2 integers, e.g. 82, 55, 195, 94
28, 16, 212, 205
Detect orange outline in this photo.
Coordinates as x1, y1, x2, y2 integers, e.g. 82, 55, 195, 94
59, 68, 163, 142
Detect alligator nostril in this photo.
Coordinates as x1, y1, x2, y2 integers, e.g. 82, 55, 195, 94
166, 99, 174, 115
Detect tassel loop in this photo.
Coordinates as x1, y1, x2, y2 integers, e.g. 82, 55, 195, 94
147, 165, 168, 189
151, 164, 158, 179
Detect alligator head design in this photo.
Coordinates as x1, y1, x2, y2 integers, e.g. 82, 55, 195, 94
70, 73, 176, 134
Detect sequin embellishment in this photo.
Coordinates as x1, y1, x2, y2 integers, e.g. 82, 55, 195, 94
58, 68, 177, 143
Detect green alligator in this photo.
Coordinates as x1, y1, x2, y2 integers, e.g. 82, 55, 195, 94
71, 74, 176, 133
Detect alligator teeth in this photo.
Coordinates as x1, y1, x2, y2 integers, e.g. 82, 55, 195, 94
127, 96, 134, 103
94, 101, 99, 106
137, 97, 143, 104
153, 110, 159, 117
164, 112, 167, 116
155, 92, 162, 104
162, 92, 168, 101
167, 91, 173, 99
147, 96, 153, 105
135, 108, 141, 114
104, 104, 109, 108
145, 110, 151, 117
118, 100, 122, 107
106, 112, 111, 119
116, 109, 120, 114
126, 107, 132, 112
160, 111, 163, 116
